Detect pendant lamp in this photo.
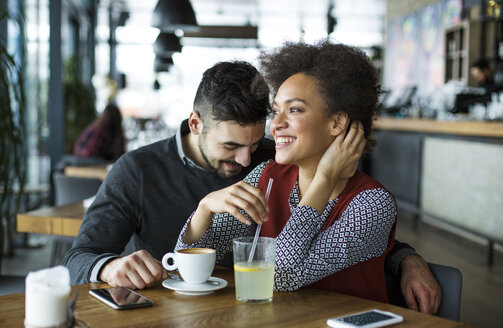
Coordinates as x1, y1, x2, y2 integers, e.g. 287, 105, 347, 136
151, 0, 198, 32
153, 33, 182, 55
154, 56, 174, 72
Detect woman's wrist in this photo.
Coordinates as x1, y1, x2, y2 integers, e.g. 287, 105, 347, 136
184, 203, 213, 244
299, 175, 333, 213
311, 172, 338, 198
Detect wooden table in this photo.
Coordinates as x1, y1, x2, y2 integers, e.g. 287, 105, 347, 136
64, 164, 110, 181
17, 201, 85, 237
0, 267, 469, 327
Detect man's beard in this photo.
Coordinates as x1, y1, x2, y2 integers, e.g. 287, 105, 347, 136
198, 136, 243, 179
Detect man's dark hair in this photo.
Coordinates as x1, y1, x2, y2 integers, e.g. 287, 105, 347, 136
259, 40, 381, 150
471, 59, 490, 70
193, 61, 270, 127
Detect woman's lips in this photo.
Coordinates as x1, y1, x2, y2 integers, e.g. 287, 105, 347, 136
275, 136, 296, 149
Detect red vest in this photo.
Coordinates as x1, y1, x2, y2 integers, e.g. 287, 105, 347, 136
258, 161, 396, 303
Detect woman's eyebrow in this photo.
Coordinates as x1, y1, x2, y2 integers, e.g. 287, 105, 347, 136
273, 98, 308, 106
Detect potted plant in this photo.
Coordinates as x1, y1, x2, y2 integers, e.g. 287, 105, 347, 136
63, 56, 96, 154
0, 9, 26, 260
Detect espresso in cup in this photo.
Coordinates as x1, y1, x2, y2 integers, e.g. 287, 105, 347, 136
177, 248, 214, 255
162, 248, 216, 284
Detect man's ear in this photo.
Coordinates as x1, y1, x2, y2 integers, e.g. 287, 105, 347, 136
329, 112, 349, 136
188, 111, 203, 135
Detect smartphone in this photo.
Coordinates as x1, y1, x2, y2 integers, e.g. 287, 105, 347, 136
89, 287, 153, 310
326, 309, 403, 328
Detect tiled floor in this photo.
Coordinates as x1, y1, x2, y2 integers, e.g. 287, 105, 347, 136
2, 214, 502, 327
2, 234, 53, 276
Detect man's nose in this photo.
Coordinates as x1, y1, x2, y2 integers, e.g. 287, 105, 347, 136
234, 148, 251, 168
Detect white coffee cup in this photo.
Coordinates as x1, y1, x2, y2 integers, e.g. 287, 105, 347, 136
162, 248, 216, 284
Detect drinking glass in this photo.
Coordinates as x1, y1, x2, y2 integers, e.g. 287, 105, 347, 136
232, 236, 276, 303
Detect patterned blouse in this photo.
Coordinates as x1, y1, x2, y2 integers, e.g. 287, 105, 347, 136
176, 160, 397, 291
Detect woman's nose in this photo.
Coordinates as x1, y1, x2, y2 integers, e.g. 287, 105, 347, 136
270, 111, 287, 131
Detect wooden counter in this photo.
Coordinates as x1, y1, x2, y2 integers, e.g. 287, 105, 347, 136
373, 117, 503, 138
368, 117, 503, 265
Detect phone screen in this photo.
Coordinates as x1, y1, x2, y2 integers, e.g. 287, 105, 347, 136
327, 310, 403, 328
338, 311, 394, 325
89, 287, 153, 310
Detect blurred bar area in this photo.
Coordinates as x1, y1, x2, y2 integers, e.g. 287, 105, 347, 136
371, 0, 503, 263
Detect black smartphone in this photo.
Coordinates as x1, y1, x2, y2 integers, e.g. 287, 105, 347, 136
89, 287, 153, 310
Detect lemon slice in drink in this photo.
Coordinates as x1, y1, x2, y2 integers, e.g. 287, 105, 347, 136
234, 263, 263, 272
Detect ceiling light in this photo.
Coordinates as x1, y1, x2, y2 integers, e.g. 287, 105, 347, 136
151, 0, 198, 32
153, 33, 182, 55
154, 56, 174, 72
156, 56, 174, 66
118, 11, 129, 27
183, 25, 257, 39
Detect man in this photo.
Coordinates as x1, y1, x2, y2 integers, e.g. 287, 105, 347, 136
63, 61, 440, 314
470, 59, 498, 94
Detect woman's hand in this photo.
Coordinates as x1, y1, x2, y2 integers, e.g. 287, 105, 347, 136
183, 181, 268, 244
316, 120, 366, 184
198, 181, 268, 226
300, 121, 366, 213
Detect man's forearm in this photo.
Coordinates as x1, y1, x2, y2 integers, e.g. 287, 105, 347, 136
63, 247, 112, 284
91, 255, 119, 282
385, 239, 417, 277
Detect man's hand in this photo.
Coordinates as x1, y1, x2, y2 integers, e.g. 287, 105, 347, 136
99, 250, 168, 290
400, 254, 442, 314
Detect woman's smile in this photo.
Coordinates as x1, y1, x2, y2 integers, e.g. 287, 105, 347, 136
275, 136, 297, 148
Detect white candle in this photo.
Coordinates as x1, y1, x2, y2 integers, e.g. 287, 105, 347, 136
25, 266, 70, 328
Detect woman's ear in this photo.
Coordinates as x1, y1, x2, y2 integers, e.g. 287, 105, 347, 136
188, 111, 203, 135
329, 112, 349, 136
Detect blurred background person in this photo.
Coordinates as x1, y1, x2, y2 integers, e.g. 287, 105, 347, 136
73, 103, 126, 161
470, 59, 499, 94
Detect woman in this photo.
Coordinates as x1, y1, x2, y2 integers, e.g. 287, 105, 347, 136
177, 41, 397, 302
73, 103, 126, 161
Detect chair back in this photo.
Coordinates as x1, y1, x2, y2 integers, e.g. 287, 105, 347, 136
0, 220, 26, 295
386, 262, 463, 321
52, 172, 101, 206
51, 172, 102, 265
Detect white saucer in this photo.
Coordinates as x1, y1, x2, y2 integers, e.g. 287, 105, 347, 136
162, 276, 228, 295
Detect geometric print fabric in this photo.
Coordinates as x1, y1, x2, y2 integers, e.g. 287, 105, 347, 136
177, 161, 396, 291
